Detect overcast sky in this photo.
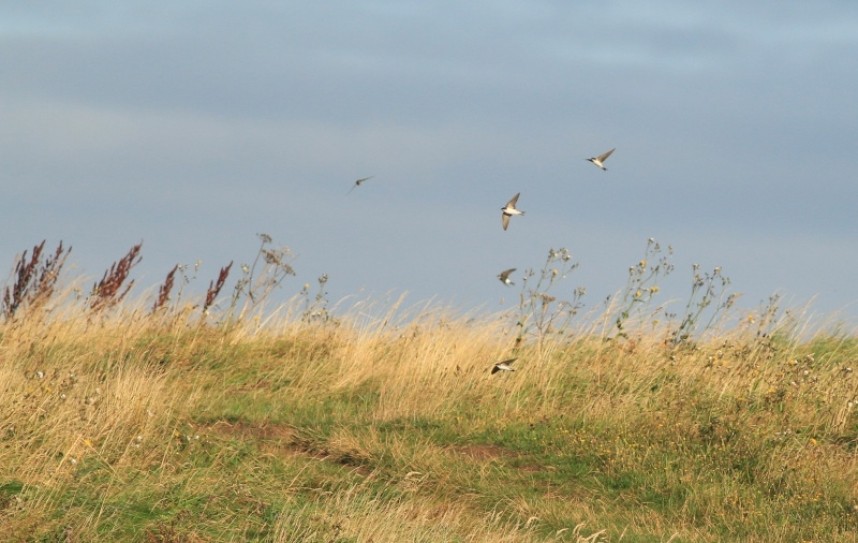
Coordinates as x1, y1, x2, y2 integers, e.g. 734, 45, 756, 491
3, 2, 857, 327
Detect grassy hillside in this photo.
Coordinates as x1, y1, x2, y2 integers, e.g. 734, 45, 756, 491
1, 240, 857, 542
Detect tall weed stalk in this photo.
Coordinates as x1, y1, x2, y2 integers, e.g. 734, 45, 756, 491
2, 240, 70, 321
89, 243, 142, 313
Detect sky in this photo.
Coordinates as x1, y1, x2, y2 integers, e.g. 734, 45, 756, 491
2, 2, 857, 328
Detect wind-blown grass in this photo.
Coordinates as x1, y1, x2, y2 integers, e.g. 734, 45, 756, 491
1, 239, 856, 542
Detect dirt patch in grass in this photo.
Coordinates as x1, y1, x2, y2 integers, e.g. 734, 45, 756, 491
206, 419, 297, 442
450, 443, 518, 461
448, 444, 551, 473
203, 419, 305, 459
202, 420, 375, 475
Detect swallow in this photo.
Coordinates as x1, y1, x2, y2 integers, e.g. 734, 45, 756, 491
497, 268, 516, 286
347, 176, 374, 194
491, 358, 517, 374
501, 193, 524, 230
586, 148, 615, 171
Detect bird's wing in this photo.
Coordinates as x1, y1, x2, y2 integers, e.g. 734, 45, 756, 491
500, 357, 517, 366
502, 213, 510, 230
508, 192, 520, 206
597, 148, 615, 162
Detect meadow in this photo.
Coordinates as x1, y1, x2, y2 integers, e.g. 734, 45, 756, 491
1, 238, 857, 542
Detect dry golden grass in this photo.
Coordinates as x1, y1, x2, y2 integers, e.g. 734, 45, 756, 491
1, 289, 857, 541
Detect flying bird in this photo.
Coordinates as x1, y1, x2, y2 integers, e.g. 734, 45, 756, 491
347, 176, 374, 194
497, 268, 516, 286
586, 148, 615, 171
501, 193, 524, 230
491, 358, 517, 374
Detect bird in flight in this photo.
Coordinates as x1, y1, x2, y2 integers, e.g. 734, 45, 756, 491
586, 148, 615, 171
497, 268, 516, 286
347, 176, 374, 194
491, 358, 517, 374
501, 193, 524, 230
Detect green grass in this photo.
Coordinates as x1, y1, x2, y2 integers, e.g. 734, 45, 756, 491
1, 298, 857, 542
